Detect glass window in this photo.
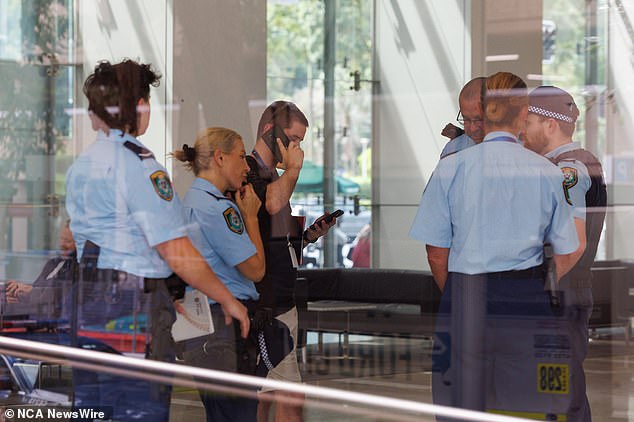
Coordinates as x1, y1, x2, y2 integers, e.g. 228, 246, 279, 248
0, 1, 631, 421
268, 0, 373, 269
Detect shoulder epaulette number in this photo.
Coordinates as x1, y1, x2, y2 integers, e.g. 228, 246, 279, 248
124, 141, 155, 160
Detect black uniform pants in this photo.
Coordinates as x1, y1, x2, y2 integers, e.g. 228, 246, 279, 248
432, 268, 571, 421
560, 282, 593, 422
71, 265, 176, 422
181, 300, 258, 422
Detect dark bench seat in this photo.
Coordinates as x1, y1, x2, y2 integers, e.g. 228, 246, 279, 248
296, 268, 441, 342
296, 262, 634, 346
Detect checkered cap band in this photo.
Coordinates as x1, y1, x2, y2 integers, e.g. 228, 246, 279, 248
528, 105, 575, 123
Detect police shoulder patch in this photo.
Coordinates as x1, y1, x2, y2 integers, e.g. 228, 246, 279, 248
150, 170, 174, 201
223, 207, 244, 234
561, 166, 578, 206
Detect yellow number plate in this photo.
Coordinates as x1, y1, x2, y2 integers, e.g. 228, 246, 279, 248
537, 364, 569, 394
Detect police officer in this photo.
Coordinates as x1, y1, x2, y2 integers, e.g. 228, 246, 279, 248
410, 72, 583, 420
174, 127, 265, 422
524, 85, 607, 422
439, 77, 486, 158
66, 60, 249, 422
246, 101, 337, 422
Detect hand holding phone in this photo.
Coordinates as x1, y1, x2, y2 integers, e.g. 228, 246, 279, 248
263, 126, 291, 165
303, 209, 344, 245
308, 209, 344, 231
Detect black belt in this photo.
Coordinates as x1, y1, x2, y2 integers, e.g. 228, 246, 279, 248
144, 277, 168, 283
143, 276, 168, 292
486, 265, 544, 280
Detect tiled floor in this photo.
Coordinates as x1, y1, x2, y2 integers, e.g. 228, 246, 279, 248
170, 332, 634, 421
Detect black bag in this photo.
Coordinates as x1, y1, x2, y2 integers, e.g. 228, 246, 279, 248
254, 313, 294, 377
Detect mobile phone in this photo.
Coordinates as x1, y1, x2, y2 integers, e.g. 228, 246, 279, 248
308, 209, 344, 231
263, 125, 291, 164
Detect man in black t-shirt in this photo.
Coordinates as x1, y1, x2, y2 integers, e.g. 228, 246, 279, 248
247, 101, 337, 422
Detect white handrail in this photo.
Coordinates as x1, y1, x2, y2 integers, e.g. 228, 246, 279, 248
0, 336, 530, 422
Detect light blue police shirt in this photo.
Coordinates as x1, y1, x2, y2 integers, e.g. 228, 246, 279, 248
183, 178, 259, 302
440, 134, 476, 159
410, 131, 579, 274
66, 129, 187, 278
545, 142, 591, 221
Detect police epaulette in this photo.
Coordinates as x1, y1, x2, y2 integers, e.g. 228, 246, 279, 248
123, 141, 155, 160
206, 191, 231, 202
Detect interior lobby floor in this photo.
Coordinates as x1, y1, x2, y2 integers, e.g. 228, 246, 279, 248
170, 330, 634, 421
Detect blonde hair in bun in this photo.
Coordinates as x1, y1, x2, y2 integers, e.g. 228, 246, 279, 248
172, 127, 242, 176
482, 72, 528, 127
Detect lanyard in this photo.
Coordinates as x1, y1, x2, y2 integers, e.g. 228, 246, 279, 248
484, 136, 518, 144
252, 150, 276, 178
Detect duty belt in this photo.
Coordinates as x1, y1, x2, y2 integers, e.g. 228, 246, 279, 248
144, 274, 187, 300
79, 240, 186, 301
486, 265, 545, 280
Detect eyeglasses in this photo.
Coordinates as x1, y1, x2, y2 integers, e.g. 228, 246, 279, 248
456, 110, 483, 126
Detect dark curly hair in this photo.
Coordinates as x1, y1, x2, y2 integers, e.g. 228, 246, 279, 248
83, 59, 161, 135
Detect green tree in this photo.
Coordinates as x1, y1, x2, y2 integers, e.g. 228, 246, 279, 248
268, 0, 373, 199
0, 0, 73, 250
543, 0, 586, 88
542, 0, 609, 150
